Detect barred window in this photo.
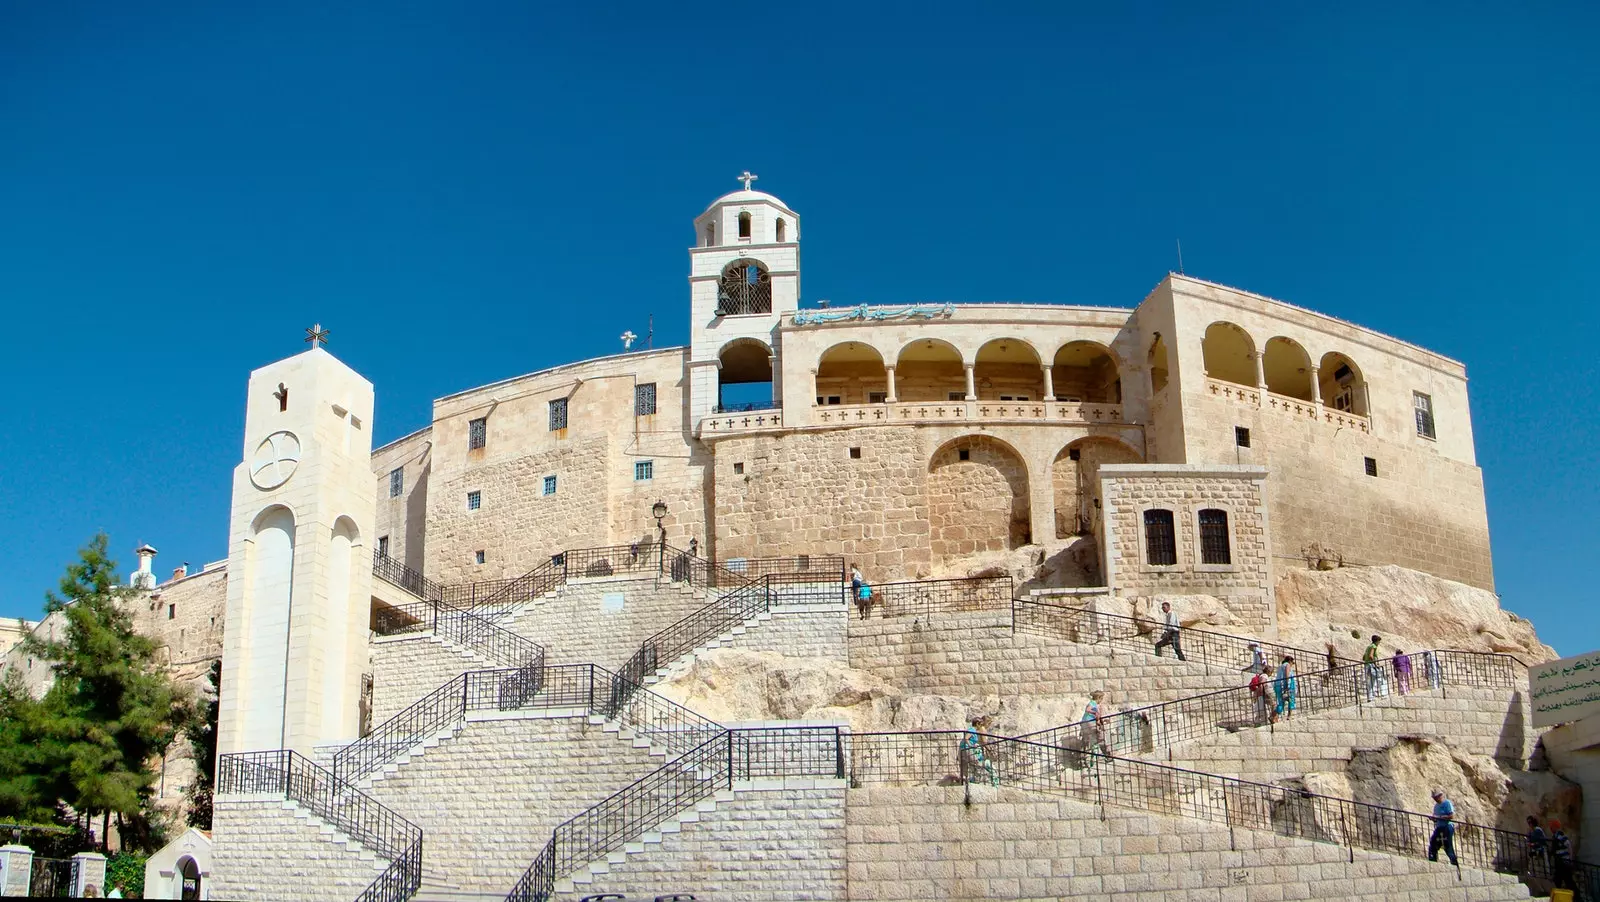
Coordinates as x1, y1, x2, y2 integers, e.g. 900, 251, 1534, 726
468, 417, 487, 450
1198, 509, 1231, 565
543, 475, 557, 496
389, 468, 403, 498
549, 398, 568, 431
635, 460, 653, 481
466, 491, 481, 511
1414, 392, 1435, 439
1144, 509, 1177, 566
377, 536, 389, 558
635, 383, 657, 416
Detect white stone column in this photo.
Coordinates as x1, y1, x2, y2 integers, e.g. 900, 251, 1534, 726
1251, 351, 1267, 406
0, 844, 34, 897
964, 364, 976, 401
1308, 365, 1322, 408
809, 368, 818, 406
884, 365, 897, 403
1042, 364, 1056, 402
71, 852, 106, 899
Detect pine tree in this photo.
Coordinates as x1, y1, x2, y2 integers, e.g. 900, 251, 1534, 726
184, 660, 220, 829
23, 534, 194, 851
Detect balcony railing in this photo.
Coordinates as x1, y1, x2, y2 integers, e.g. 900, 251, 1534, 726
699, 407, 784, 435
813, 399, 1127, 428
1204, 377, 1372, 434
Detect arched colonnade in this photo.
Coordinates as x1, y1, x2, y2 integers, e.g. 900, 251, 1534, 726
1199, 321, 1370, 416
813, 337, 1124, 407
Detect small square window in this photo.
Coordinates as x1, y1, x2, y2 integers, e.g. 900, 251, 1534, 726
868, 391, 887, 404
474, 550, 486, 565
389, 468, 403, 498
635, 460, 654, 481
635, 383, 657, 416
1414, 392, 1436, 440
377, 536, 390, 558
1235, 427, 1251, 448
543, 475, 558, 496
549, 398, 568, 431
958, 448, 970, 461
167, 604, 175, 620
849, 447, 862, 459
1364, 457, 1379, 477
1068, 448, 1081, 461
468, 417, 487, 450
733, 462, 745, 475
467, 490, 482, 510
948, 391, 965, 401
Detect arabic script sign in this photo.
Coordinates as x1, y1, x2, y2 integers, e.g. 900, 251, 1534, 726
1531, 649, 1600, 728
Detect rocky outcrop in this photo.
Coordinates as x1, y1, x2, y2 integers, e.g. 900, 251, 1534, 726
1275, 565, 1555, 664
927, 539, 1100, 592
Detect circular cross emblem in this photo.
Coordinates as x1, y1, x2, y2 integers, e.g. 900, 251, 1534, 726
250, 431, 302, 490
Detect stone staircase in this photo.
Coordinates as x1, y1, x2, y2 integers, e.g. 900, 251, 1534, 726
644, 610, 775, 683
280, 800, 393, 876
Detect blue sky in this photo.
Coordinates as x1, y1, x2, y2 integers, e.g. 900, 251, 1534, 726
2, 4, 1595, 653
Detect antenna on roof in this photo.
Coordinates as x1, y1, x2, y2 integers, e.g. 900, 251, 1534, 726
647, 314, 654, 350
1176, 239, 1185, 275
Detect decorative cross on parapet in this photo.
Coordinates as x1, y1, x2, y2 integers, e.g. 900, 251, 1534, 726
737, 171, 759, 190
621, 330, 637, 350
305, 323, 329, 349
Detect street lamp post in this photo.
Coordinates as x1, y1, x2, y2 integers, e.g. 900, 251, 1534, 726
652, 500, 668, 575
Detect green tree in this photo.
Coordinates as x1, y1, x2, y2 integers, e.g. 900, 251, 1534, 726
0, 672, 61, 824
184, 659, 220, 829
24, 534, 194, 851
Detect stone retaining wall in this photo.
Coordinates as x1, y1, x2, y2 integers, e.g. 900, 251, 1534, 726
509, 576, 705, 668
210, 798, 387, 902
369, 634, 483, 726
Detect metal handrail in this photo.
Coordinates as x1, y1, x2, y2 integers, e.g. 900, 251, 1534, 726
863, 576, 1013, 619
217, 749, 422, 902
371, 550, 445, 602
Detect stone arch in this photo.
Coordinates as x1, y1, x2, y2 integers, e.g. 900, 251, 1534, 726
177, 855, 203, 900
1319, 351, 1367, 415
1149, 334, 1171, 394
776, 217, 787, 242
242, 504, 296, 752
927, 435, 1031, 568
716, 259, 770, 315
717, 338, 774, 412
815, 341, 887, 405
324, 516, 361, 738
895, 338, 966, 403
1263, 336, 1314, 401
1202, 322, 1257, 387
1052, 437, 1142, 540
974, 338, 1044, 400
1051, 340, 1121, 403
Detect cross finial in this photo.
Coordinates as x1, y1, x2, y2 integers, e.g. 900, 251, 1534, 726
305, 323, 329, 349
621, 330, 637, 350
737, 171, 758, 191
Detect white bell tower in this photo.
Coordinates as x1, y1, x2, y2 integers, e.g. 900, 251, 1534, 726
687, 172, 801, 426
217, 327, 376, 756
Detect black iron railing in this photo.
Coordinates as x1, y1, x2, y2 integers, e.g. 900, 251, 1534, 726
217, 749, 422, 902
373, 596, 545, 669
372, 550, 445, 602
863, 576, 1013, 619
1014, 649, 1522, 760
1013, 597, 1360, 673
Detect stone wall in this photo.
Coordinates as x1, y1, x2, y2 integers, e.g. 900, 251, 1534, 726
565, 786, 847, 901
690, 606, 848, 665
372, 427, 432, 573
1051, 436, 1141, 540
363, 715, 665, 893
509, 576, 707, 669
845, 784, 1531, 901
369, 634, 485, 726
210, 798, 387, 902
927, 435, 1031, 567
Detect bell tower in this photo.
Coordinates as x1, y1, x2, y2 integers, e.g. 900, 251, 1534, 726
687, 172, 801, 425
217, 328, 376, 756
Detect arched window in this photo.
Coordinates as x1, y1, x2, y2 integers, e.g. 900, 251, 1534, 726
738, 211, 752, 239
776, 217, 787, 242
704, 223, 715, 247
1198, 508, 1230, 565
1144, 509, 1176, 566
717, 260, 772, 315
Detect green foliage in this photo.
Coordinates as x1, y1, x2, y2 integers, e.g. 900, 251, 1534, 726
6, 534, 196, 852
184, 660, 220, 830
107, 851, 147, 898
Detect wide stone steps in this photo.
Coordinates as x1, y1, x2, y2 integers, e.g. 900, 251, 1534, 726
645, 611, 775, 684
555, 789, 737, 893
280, 800, 391, 873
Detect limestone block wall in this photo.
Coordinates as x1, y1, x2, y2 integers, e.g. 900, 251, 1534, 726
848, 611, 1248, 707
509, 577, 706, 668
564, 786, 847, 901
372, 427, 432, 574
210, 798, 386, 902
845, 784, 1531, 901
927, 435, 1031, 566
369, 634, 485, 726
711, 607, 848, 663
364, 715, 666, 893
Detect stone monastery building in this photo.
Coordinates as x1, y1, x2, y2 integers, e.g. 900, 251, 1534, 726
33, 178, 1586, 902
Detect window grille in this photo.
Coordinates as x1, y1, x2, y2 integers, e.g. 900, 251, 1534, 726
543, 475, 557, 496
1235, 426, 1250, 448
868, 391, 887, 404
635, 460, 653, 481
1144, 509, 1177, 566
468, 417, 487, 450
716, 260, 772, 315
389, 468, 403, 498
1414, 392, 1435, 439
635, 383, 657, 416
377, 536, 389, 558
1198, 509, 1231, 565
467, 491, 481, 511
549, 398, 568, 431
1364, 457, 1379, 477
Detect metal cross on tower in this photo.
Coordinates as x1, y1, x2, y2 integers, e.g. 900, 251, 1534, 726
737, 171, 759, 190
305, 323, 329, 348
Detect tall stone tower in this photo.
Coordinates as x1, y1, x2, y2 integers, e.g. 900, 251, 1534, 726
217, 338, 376, 756
687, 173, 801, 424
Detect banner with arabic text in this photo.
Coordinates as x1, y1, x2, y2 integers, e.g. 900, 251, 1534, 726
1531, 649, 1600, 728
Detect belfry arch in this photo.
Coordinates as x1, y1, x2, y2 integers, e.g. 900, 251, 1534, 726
716, 259, 771, 316
926, 435, 1030, 569
717, 338, 775, 412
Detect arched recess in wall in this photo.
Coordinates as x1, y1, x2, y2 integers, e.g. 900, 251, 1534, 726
815, 341, 887, 405
717, 337, 775, 412
974, 338, 1044, 400
926, 435, 1031, 568
716, 259, 771, 315
776, 218, 787, 242
243, 504, 296, 752
1149, 335, 1170, 394
895, 338, 966, 403
1319, 352, 1367, 415
323, 516, 360, 740
1051, 436, 1142, 541
1202, 322, 1257, 388
1052, 341, 1121, 403
1263, 336, 1314, 401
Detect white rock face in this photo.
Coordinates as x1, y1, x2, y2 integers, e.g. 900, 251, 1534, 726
1275, 565, 1556, 663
